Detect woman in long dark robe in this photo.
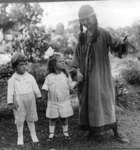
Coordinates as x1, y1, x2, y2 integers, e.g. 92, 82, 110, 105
72, 5, 129, 143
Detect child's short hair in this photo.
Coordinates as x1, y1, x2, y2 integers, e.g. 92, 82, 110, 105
11, 53, 27, 69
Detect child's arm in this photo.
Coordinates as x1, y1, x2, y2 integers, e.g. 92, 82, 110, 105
69, 68, 83, 82
76, 68, 83, 82
42, 77, 49, 101
7, 79, 14, 104
32, 76, 42, 99
7, 78, 18, 110
68, 75, 78, 90
42, 90, 48, 101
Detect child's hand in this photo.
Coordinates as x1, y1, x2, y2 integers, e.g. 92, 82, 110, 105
36, 97, 42, 101
70, 68, 83, 82
7, 103, 18, 110
42, 95, 47, 101
42, 90, 48, 101
77, 69, 83, 82
69, 68, 77, 81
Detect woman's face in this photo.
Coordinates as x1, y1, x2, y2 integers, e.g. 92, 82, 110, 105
16, 62, 27, 75
56, 56, 66, 70
79, 14, 98, 33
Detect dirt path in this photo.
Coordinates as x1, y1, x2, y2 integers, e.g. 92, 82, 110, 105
0, 109, 140, 150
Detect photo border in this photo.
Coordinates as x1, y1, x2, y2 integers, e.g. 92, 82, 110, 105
0, 0, 100, 3
0, 1, 139, 149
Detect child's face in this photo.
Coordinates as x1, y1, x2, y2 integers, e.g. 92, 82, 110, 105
16, 62, 27, 75
56, 56, 66, 70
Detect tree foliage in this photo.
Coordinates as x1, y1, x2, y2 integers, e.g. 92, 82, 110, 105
12, 25, 51, 62
0, 4, 15, 33
1, 3, 50, 62
8, 3, 43, 26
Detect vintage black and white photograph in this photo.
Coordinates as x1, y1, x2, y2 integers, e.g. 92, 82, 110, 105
0, 0, 140, 149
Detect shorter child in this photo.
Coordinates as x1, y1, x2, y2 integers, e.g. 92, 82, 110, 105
42, 53, 76, 141
7, 53, 41, 148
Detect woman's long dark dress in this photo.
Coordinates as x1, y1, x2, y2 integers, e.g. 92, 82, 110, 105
72, 27, 126, 131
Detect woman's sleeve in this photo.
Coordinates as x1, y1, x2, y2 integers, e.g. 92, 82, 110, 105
42, 77, 49, 91
106, 30, 127, 58
7, 78, 14, 104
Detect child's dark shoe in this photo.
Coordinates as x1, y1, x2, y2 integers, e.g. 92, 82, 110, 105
63, 131, 71, 141
64, 135, 71, 141
47, 136, 55, 143
47, 133, 55, 142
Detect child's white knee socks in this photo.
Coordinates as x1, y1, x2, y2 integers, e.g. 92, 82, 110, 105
62, 119, 69, 136
62, 124, 69, 136
49, 120, 56, 138
16, 123, 24, 145
27, 122, 39, 143
49, 125, 55, 138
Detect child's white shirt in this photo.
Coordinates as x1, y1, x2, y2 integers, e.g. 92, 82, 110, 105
42, 72, 76, 102
42, 72, 74, 118
7, 72, 41, 104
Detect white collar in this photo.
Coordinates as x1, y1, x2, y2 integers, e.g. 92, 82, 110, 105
14, 72, 28, 81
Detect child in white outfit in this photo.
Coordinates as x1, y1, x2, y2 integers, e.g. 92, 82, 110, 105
7, 53, 41, 148
42, 53, 76, 141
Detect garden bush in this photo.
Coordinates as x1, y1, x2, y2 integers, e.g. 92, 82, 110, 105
28, 61, 48, 87
121, 67, 140, 86
0, 63, 14, 115
114, 77, 129, 108
114, 57, 140, 110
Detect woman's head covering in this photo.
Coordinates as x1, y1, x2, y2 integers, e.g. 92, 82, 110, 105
78, 5, 98, 45
11, 53, 27, 69
78, 5, 96, 19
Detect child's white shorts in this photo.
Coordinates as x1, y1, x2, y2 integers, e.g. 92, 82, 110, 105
46, 100, 73, 119
13, 93, 38, 125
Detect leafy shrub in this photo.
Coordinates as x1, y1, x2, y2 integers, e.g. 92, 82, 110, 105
0, 62, 13, 79
121, 67, 140, 86
115, 77, 129, 108
11, 25, 51, 62
28, 61, 48, 87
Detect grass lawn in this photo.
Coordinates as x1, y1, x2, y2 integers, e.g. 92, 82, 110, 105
1, 103, 140, 150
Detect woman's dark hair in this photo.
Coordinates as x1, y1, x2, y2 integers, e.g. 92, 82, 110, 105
79, 24, 86, 45
79, 14, 98, 45
47, 54, 68, 77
